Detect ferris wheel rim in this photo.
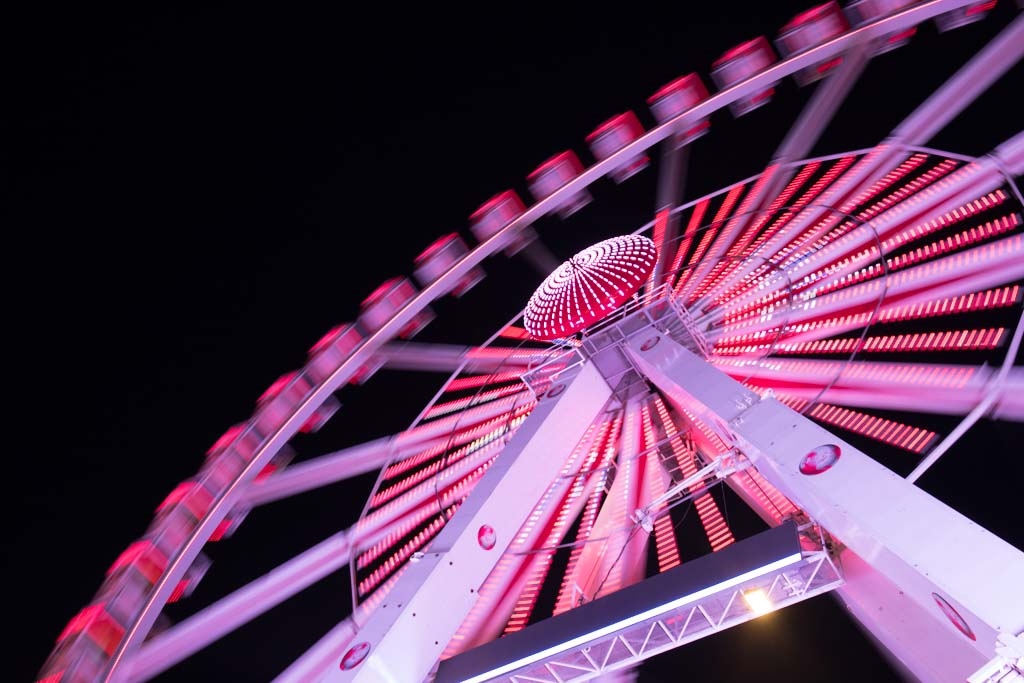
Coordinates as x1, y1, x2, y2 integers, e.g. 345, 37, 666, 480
41, 4, 1023, 682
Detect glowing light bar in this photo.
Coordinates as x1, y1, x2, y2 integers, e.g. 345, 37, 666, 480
443, 371, 525, 393
641, 404, 681, 572
435, 523, 802, 683
370, 415, 523, 508
729, 162, 820, 259
356, 503, 438, 570
717, 152, 931, 304
725, 154, 955, 307
878, 285, 1021, 322
500, 417, 617, 633
808, 403, 938, 453
380, 404, 533, 483
710, 234, 1024, 347
357, 509, 456, 596
675, 185, 746, 297
727, 466, 799, 526
422, 385, 530, 420
701, 157, 857, 303
667, 198, 709, 279
721, 327, 1007, 357
553, 415, 623, 615
652, 396, 735, 551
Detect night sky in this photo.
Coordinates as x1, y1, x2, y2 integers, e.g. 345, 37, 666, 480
7, 3, 1023, 682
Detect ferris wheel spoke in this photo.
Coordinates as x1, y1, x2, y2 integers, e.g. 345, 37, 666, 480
552, 397, 653, 606
241, 399, 532, 507
445, 410, 619, 656
687, 45, 871, 305
715, 357, 1024, 419
706, 231, 1024, 349
793, 13, 1022, 244
125, 530, 353, 681
376, 341, 555, 374
518, 239, 564, 277
708, 17, 1024, 301
649, 142, 690, 293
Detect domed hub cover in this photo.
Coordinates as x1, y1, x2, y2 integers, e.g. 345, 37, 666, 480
524, 235, 657, 340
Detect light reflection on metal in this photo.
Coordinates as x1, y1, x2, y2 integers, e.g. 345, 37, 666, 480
742, 588, 774, 616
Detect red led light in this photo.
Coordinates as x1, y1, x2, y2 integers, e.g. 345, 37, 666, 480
340, 642, 371, 670
477, 524, 497, 550
933, 593, 977, 640
799, 444, 841, 474
524, 235, 657, 340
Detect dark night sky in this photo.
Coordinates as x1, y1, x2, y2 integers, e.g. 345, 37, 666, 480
6, 3, 1023, 681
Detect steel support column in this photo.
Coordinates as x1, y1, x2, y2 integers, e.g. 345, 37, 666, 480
623, 333, 1024, 683
325, 361, 613, 683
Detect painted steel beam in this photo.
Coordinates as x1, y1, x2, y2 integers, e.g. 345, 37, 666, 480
705, 234, 1024, 348
376, 341, 547, 374
623, 333, 1024, 682
127, 531, 353, 681
241, 393, 533, 507
324, 361, 613, 683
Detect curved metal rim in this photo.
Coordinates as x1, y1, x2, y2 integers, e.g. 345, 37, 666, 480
98, 2, 1003, 678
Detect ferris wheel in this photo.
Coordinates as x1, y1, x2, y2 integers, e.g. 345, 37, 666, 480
38, 2, 1024, 682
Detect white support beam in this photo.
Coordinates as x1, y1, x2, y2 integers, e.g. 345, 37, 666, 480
241, 392, 532, 507
375, 342, 545, 374
323, 362, 613, 683
623, 334, 1024, 683
126, 531, 353, 681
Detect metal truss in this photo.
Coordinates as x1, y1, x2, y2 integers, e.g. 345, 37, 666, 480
491, 543, 843, 683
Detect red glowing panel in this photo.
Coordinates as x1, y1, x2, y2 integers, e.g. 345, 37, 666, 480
524, 235, 657, 340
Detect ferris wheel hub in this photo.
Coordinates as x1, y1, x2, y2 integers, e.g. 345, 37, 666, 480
523, 234, 658, 341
